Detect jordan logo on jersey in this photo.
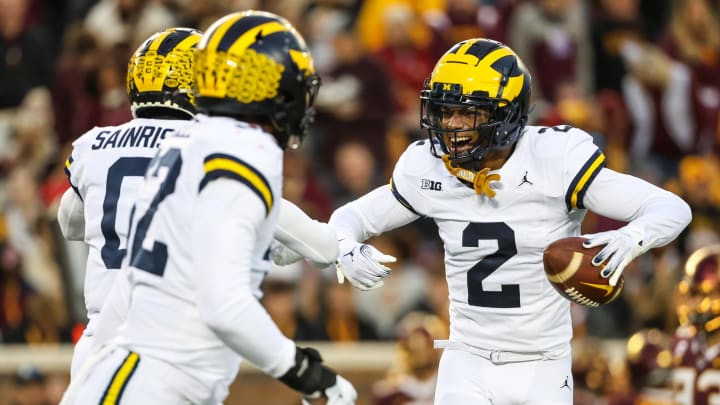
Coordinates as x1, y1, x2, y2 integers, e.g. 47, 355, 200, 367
421, 179, 442, 191
560, 376, 571, 390
518, 171, 533, 186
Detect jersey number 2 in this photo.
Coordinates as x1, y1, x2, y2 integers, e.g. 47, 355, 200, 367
462, 222, 519, 308
129, 148, 182, 276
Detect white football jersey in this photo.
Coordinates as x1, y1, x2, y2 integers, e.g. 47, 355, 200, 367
65, 118, 187, 318
390, 125, 605, 353
116, 114, 285, 402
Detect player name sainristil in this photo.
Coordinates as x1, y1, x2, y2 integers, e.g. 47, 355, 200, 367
91, 125, 173, 150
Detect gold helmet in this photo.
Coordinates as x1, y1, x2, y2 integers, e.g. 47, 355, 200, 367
420, 38, 531, 165
677, 244, 720, 334
193, 10, 320, 148
127, 27, 202, 119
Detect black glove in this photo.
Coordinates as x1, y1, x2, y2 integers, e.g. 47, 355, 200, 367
278, 346, 337, 397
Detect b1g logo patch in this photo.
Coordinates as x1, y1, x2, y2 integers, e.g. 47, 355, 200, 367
421, 179, 442, 191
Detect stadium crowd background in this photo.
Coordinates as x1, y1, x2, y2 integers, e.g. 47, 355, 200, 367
0, 0, 718, 403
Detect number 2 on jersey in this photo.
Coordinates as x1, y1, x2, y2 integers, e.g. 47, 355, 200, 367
462, 222, 519, 308
129, 148, 182, 276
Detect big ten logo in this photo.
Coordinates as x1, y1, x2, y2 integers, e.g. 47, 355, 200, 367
421, 179, 442, 191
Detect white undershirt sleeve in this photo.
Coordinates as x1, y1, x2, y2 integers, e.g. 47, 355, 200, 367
329, 185, 420, 243
583, 168, 692, 249
58, 188, 86, 241
274, 199, 338, 266
192, 179, 296, 378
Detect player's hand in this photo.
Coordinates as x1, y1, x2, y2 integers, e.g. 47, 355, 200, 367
582, 228, 645, 287
301, 375, 356, 405
280, 347, 357, 405
269, 240, 304, 266
335, 239, 396, 290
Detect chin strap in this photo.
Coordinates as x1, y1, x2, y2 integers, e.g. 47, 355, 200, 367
442, 155, 501, 197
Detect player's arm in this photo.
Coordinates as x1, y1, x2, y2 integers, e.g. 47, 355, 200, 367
193, 178, 355, 403
582, 168, 692, 285
270, 199, 339, 267
57, 187, 86, 240
329, 184, 419, 290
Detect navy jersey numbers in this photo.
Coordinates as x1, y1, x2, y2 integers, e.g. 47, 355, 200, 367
129, 148, 183, 276
463, 222, 519, 308
100, 157, 152, 269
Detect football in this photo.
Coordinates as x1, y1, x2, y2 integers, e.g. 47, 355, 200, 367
543, 237, 624, 307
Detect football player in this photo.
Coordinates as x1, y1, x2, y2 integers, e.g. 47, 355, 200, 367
57, 27, 203, 379
61, 11, 356, 405
623, 329, 675, 404
328, 38, 691, 404
58, 26, 342, 383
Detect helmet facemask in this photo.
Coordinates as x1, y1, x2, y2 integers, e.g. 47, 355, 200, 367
270, 74, 321, 149
421, 81, 523, 166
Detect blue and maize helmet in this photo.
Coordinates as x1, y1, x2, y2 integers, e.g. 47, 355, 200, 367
420, 38, 531, 165
193, 10, 320, 149
127, 27, 202, 119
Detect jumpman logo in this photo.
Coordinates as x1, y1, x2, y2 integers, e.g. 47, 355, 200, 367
560, 376, 571, 390
339, 239, 356, 262
518, 171, 533, 186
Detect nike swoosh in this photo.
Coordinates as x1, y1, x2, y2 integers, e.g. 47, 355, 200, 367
579, 281, 613, 296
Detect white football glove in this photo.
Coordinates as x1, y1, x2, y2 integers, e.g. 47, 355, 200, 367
269, 240, 304, 266
301, 375, 357, 405
582, 228, 646, 287
335, 239, 396, 291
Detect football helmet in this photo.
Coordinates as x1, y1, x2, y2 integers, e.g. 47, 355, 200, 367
625, 329, 672, 388
194, 10, 320, 149
420, 38, 531, 166
676, 244, 720, 333
127, 27, 202, 119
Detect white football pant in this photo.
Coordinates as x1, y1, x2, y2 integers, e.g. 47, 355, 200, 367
434, 348, 573, 404
62, 347, 214, 405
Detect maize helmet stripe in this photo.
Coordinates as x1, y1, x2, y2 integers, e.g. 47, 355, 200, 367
131, 31, 199, 92
224, 21, 290, 55
431, 46, 523, 104
155, 29, 200, 56
128, 27, 202, 118
147, 30, 172, 54
420, 38, 531, 164
453, 40, 477, 57
194, 10, 320, 147
203, 13, 243, 52
464, 40, 502, 62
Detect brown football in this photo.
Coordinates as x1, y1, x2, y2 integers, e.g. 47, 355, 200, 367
543, 237, 624, 307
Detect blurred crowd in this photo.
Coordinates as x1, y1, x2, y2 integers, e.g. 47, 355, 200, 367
0, 0, 719, 402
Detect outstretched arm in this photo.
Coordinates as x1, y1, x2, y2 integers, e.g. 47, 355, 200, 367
270, 199, 339, 267
329, 185, 419, 290
329, 184, 419, 242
